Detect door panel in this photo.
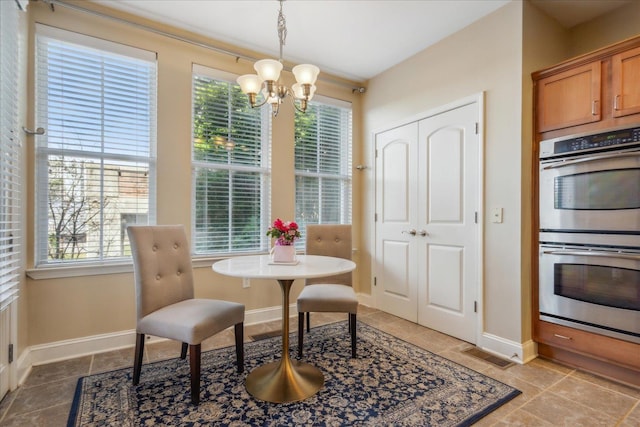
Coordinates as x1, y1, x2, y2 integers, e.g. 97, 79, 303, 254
375, 124, 418, 322
418, 103, 478, 343
381, 142, 410, 222
380, 241, 411, 297
427, 245, 463, 312
429, 128, 463, 223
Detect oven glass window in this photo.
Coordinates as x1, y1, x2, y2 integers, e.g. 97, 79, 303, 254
554, 264, 640, 311
554, 168, 640, 210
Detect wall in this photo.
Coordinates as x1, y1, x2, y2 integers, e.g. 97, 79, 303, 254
521, 0, 569, 342
569, 1, 640, 57
23, 0, 363, 349
362, 1, 527, 353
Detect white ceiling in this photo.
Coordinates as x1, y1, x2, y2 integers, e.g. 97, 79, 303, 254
96, 0, 631, 82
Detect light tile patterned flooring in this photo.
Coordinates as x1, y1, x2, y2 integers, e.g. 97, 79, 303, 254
1, 306, 639, 426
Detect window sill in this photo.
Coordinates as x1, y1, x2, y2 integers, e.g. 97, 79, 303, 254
26, 251, 272, 280
26, 262, 134, 280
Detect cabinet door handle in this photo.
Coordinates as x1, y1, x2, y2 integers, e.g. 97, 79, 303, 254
553, 333, 573, 341
591, 99, 599, 116
614, 94, 621, 111
402, 229, 417, 236
418, 230, 428, 237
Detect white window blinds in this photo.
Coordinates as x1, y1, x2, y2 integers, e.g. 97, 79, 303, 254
35, 25, 157, 266
191, 64, 270, 255
0, 0, 23, 308
295, 97, 352, 245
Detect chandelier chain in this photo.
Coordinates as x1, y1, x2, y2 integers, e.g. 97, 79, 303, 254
277, 0, 287, 62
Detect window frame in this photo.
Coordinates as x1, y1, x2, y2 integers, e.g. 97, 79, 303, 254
190, 64, 271, 258
294, 95, 353, 249
31, 25, 157, 276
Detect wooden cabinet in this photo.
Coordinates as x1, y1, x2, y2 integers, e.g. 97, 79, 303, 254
612, 46, 640, 118
537, 62, 601, 132
534, 36, 640, 138
532, 36, 640, 386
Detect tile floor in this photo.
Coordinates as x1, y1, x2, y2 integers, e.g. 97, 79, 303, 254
1, 306, 638, 426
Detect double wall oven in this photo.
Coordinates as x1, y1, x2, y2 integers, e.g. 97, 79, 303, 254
539, 125, 640, 344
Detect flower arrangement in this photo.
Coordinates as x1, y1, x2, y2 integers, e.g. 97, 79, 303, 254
266, 218, 301, 246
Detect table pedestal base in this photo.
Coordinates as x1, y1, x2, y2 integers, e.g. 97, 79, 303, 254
246, 358, 324, 403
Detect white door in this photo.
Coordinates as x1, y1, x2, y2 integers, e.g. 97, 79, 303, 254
416, 103, 479, 343
375, 101, 480, 343
374, 123, 419, 322
0, 304, 11, 400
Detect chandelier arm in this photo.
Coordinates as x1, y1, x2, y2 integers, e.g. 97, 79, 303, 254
289, 95, 308, 114
251, 97, 271, 109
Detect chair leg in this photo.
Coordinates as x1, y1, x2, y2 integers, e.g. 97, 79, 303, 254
306, 312, 311, 332
189, 344, 201, 405
180, 342, 188, 359
298, 312, 305, 357
350, 313, 357, 358
133, 333, 145, 385
234, 322, 244, 373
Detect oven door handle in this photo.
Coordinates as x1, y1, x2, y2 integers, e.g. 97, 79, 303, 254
541, 151, 640, 170
542, 250, 640, 261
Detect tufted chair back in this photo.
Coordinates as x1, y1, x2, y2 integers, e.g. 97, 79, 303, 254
128, 225, 195, 322
305, 224, 352, 286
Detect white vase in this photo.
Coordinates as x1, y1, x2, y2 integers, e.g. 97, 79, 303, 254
272, 244, 296, 263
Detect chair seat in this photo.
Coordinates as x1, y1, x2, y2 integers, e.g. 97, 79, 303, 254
297, 284, 358, 313
137, 299, 244, 345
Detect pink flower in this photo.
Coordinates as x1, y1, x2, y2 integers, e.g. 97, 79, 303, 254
266, 218, 301, 244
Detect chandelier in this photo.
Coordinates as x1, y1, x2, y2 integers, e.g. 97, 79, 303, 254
237, 0, 319, 116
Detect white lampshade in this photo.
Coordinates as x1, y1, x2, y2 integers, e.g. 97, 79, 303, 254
254, 59, 283, 82
236, 74, 262, 94
292, 83, 316, 101
292, 64, 320, 85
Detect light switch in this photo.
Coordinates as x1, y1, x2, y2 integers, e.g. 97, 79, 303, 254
492, 207, 503, 223
242, 278, 251, 288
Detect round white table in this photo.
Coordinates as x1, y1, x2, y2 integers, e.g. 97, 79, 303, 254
212, 254, 356, 403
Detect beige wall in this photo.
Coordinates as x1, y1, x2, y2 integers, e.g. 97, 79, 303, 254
363, 1, 525, 344
521, 1, 569, 342
569, 1, 640, 57
24, 0, 362, 346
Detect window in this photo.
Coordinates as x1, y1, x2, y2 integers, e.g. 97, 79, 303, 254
0, 0, 23, 308
35, 25, 157, 266
191, 65, 270, 255
295, 97, 352, 245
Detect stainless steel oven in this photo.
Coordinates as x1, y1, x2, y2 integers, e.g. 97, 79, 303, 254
539, 233, 640, 344
539, 126, 640, 233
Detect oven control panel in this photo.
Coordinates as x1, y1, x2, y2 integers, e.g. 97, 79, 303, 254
540, 126, 640, 159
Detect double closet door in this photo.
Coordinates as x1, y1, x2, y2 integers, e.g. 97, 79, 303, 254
374, 102, 480, 343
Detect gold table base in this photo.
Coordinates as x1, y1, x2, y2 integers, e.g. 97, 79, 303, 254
245, 279, 324, 403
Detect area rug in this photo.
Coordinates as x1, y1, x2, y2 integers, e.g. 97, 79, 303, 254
68, 321, 520, 426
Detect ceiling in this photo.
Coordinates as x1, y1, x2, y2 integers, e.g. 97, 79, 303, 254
95, 0, 632, 83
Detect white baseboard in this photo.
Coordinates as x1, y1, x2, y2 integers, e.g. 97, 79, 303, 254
478, 332, 538, 365
15, 292, 377, 384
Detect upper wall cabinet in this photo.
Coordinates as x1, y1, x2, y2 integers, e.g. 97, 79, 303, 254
537, 62, 601, 132
612, 46, 640, 118
533, 36, 640, 138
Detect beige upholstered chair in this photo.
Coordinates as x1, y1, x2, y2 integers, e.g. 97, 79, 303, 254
297, 224, 358, 358
127, 225, 244, 405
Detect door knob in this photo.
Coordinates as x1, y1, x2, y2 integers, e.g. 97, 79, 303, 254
418, 230, 428, 237
402, 229, 417, 236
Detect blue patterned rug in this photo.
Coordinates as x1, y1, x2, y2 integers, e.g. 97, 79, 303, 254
68, 321, 520, 426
